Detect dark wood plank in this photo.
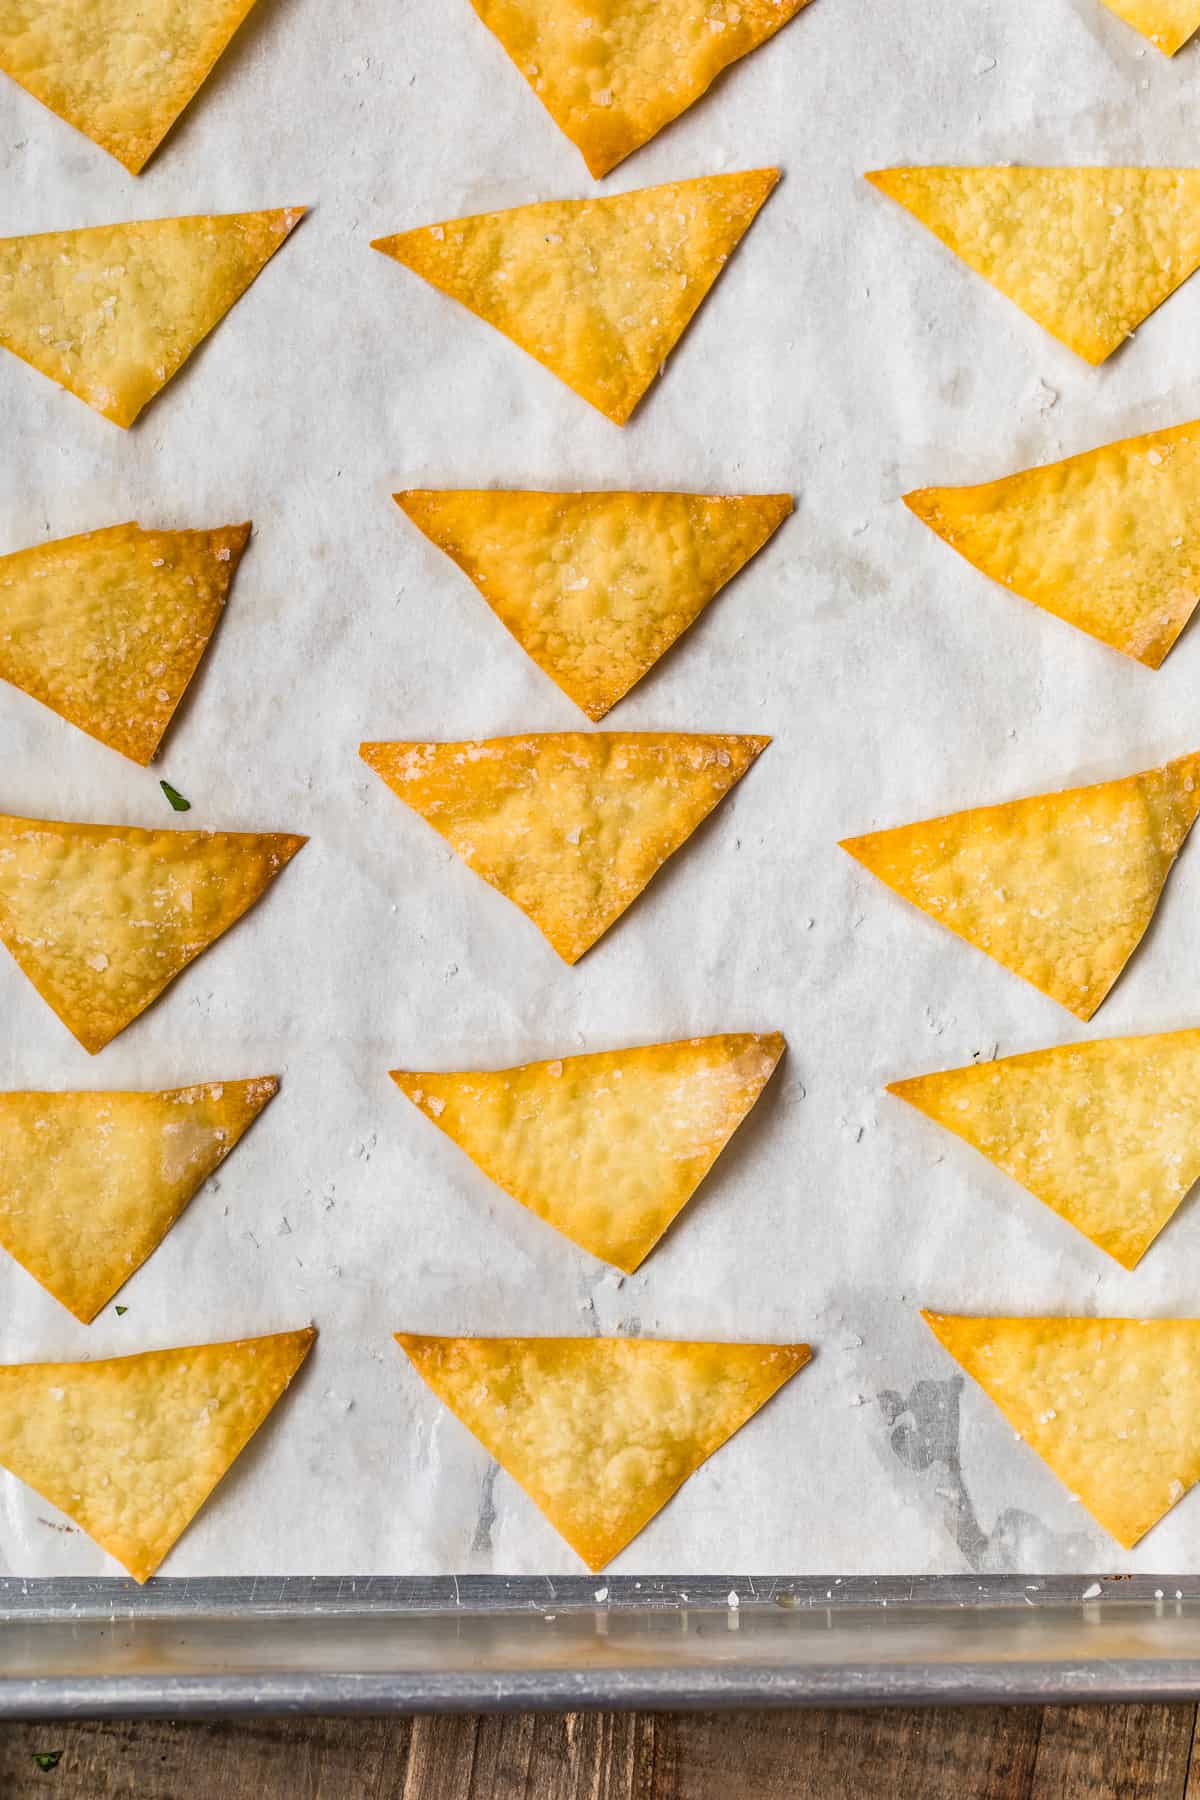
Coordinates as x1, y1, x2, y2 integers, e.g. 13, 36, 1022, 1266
0, 1715, 415, 1800
400, 1712, 479, 1797
648, 1705, 1041, 1799
0, 1704, 1194, 1800
1028, 1703, 1194, 1800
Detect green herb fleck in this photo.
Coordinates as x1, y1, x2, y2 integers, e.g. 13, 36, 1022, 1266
115, 1305, 128, 1316
32, 1752, 62, 1772
160, 780, 191, 812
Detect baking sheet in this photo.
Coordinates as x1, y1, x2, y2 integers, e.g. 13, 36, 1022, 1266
4, 0, 1200, 1582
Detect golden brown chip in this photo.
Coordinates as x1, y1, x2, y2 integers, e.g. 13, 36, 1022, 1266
0, 1328, 314, 1580
924, 1312, 1200, 1549
360, 733, 768, 963
891, 1032, 1200, 1268
469, 0, 810, 178
396, 1333, 810, 1569
0, 208, 304, 426
0, 0, 262, 174
0, 519, 249, 762
905, 420, 1200, 668
392, 1032, 784, 1271
1097, 0, 1200, 53
0, 815, 306, 1053
0, 1077, 278, 1320
867, 167, 1200, 363
841, 750, 1200, 1020
371, 170, 777, 424
394, 490, 791, 719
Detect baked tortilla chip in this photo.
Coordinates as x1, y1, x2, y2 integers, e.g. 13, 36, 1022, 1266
841, 751, 1200, 1020
0, 0, 262, 175
0, 519, 250, 762
394, 490, 791, 720
867, 167, 1200, 364
892, 1032, 1200, 1268
924, 1312, 1200, 1549
469, 0, 810, 179
0, 1328, 313, 1580
906, 420, 1200, 669
396, 1333, 809, 1569
0, 1076, 278, 1321
0, 815, 306, 1053
371, 170, 777, 425
1097, 1, 1200, 53
361, 733, 768, 963
392, 1032, 784, 1271
0, 208, 304, 427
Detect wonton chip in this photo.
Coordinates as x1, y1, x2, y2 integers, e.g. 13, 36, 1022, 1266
396, 1333, 810, 1568
0, 519, 250, 762
1097, 0, 1200, 54
0, 1076, 278, 1320
0, 1328, 314, 1580
891, 1032, 1200, 1268
394, 490, 791, 719
905, 420, 1200, 669
0, 208, 304, 427
867, 167, 1200, 364
392, 1032, 784, 1271
841, 750, 1200, 1020
469, 0, 810, 179
924, 1312, 1200, 1548
0, 0, 263, 175
360, 733, 768, 963
372, 170, 777, 424
0, 815, 306, 1053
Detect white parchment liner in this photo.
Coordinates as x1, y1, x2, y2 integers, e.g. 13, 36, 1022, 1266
3, 0, 1200, 1577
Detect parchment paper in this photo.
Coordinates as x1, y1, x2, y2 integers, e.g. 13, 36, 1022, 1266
4, 0, 1200, 1580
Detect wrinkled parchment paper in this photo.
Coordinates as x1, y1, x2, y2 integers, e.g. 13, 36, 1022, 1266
4, 0, 1200, 1579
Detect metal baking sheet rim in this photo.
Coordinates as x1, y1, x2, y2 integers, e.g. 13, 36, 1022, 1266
5, 1574, 1200, 1713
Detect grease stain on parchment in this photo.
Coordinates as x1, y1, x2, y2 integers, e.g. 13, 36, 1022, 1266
878, 1376, 1092, 1571
470, 1458, 499, 1555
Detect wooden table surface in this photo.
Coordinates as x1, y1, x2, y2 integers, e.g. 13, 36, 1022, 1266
2, 1704, 1199, 1798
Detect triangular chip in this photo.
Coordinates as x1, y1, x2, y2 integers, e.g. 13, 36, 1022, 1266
1097, 0, 1200, 53
0, 519, 250, 762
841, 750, 1200, 1020
0, 815, 306, 1053
0, 0, 262, 175
360, 733, 768, 963
905, 420, 1200, 669
0, 208, 304, 427
469, 0, 810, 179
891, 1032, 1200, 1268
394, 490, 791, 720
0, 1076, 278, 1320
371, 170, 777, 425
396, 1333, 809, 1568
866, 167, 1200, 364
392, 1032, 784, 1271
924, 1312, 1200, 1548
0, 1329, 314, 1580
